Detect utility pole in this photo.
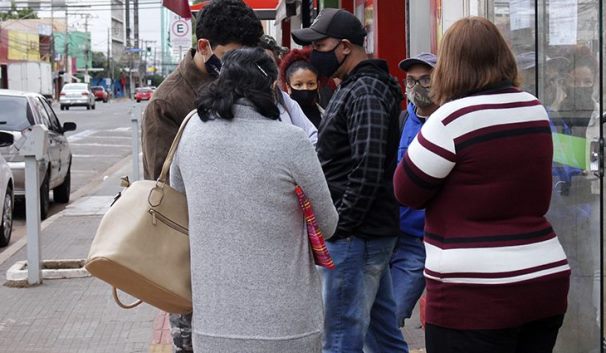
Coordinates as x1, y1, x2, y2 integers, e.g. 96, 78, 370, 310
125, 0, 133, 99
84, 14, 90, 83
64, 6, 68, 84
107, 27, 112, 89
50, 0, 56, 99
134, 0, 141, 86
125, 0, 131, 49
134, 0, 139, 49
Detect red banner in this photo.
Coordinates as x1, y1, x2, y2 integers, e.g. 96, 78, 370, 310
191, 0, 278, 12
163, 0, 192, 19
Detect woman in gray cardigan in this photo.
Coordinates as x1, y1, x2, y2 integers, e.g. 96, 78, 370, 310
170, 48, 338, 353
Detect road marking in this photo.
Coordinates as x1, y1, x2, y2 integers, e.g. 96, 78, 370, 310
110, 127, 131, 132
73, 154, 124, 158
86, 136, 131, 140
70, 143, 130, 148
67, 129, 97, 142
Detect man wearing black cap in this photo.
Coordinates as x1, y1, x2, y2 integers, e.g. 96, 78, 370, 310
292, 8, 407, 353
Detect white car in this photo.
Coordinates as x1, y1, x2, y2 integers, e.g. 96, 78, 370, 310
0, 133, 15, 247
59, 83, 96, 111
0, 89, 77, 220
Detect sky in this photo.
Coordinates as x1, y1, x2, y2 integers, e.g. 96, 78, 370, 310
35, 1, 164, 53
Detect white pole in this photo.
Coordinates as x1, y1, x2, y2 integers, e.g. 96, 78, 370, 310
25, 156, 41, 285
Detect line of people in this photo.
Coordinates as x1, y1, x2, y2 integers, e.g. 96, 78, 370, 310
141, 1, 570, 353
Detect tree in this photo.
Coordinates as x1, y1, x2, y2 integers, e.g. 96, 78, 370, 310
92, 51, 108, 77
0, 2, 38, 21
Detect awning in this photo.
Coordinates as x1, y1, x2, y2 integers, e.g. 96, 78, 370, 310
191, 0, 279, 20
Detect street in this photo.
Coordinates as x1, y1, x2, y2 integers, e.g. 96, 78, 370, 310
2, 99, 148, 254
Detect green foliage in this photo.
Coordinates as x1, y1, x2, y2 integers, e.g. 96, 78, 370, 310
0, 2, 38, 21
144, 74, 165, 87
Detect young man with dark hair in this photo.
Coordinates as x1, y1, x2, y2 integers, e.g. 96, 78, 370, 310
141, 1, 263, 352
292, 8, 407, 353
142, 0, 263, 180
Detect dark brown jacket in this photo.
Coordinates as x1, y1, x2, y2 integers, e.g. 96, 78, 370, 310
142, 49, 211, 179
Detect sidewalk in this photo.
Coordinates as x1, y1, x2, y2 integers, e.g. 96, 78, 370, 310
0, 155, 426, 353
0, 158, 171, 353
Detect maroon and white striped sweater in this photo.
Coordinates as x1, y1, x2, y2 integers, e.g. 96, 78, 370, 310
394, 86, 570, 330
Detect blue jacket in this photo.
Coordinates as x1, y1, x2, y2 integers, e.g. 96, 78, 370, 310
398, 103, 426, 237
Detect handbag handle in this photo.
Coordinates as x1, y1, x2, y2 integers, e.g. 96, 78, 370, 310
112, 287, 144, 309
157, 109, 198, 184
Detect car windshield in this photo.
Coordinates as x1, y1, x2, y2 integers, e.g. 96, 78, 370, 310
136, 88, 152, 93
91, 87, 103, 92
63, 84, 88, 91
0, 96, 34, 131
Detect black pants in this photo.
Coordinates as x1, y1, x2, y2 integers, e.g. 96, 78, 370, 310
425, 315, 564, 353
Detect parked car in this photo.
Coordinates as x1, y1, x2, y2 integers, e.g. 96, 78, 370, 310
59, 83, 95, 111
135, 87, 153, 102
91, 86, 109, 103
0, 89, 77, 220
0, 133, 14, 247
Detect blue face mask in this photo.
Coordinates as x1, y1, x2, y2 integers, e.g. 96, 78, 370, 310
205, 53, 222, 76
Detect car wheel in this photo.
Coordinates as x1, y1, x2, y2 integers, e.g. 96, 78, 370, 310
40, 171, 50, 220
53, 165, 71, 204
92, 103, 96, 110
103, 99, 108, 103
136, 99, 141, 103
65, 106, 69, 111
86, 104, 91, 110
60, 105, 64, 111
0, 185, 13, 247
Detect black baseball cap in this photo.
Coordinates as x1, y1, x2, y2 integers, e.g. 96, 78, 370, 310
292, 8, 367, 46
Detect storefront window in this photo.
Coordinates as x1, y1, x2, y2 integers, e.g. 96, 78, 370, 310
464, 1, 603, 351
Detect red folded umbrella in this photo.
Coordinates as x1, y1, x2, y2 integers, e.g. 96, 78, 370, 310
295, 185, 336, 270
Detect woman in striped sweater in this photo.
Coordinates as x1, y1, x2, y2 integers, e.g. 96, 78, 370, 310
393, 17, 570, 353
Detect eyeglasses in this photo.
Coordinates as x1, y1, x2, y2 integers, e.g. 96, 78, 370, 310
404, 76, 431, 88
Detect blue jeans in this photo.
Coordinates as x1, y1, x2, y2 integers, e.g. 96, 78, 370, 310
390, 234, 426, 326
321, 236, 408, 353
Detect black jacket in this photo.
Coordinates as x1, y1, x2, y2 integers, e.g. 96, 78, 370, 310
317, 59, 403, 239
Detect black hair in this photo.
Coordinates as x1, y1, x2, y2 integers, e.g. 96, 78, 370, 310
197, 47, 280, 121
195, 0, 263, 48
285, 60, 319, 85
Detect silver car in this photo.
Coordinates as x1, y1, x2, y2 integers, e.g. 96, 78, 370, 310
59, 83, 96, 111
0, 132, 14, 247
0, 89, 77, 220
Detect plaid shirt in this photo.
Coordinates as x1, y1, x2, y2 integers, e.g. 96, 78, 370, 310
317, 59, 403, 239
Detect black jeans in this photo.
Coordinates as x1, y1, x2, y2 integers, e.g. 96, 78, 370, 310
425, 315, 564, 353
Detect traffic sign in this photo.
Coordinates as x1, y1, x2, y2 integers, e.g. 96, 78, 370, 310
170, 14, 192, 54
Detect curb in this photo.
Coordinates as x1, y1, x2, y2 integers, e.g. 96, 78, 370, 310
149, 311, 173, 353
6, 259, 89, 281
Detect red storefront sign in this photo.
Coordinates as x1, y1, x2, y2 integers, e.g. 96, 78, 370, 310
190, 0, 278, 11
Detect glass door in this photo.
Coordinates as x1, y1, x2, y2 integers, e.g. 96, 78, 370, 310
476, 0, 604, 352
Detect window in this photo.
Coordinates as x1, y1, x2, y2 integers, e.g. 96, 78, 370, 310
0, 96, 34, 131
38, 98, 62, 132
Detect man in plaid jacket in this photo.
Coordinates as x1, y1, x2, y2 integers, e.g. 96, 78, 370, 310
293, 8, 407, 353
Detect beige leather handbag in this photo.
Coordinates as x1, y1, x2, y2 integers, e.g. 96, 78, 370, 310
85, 110, 196, 314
